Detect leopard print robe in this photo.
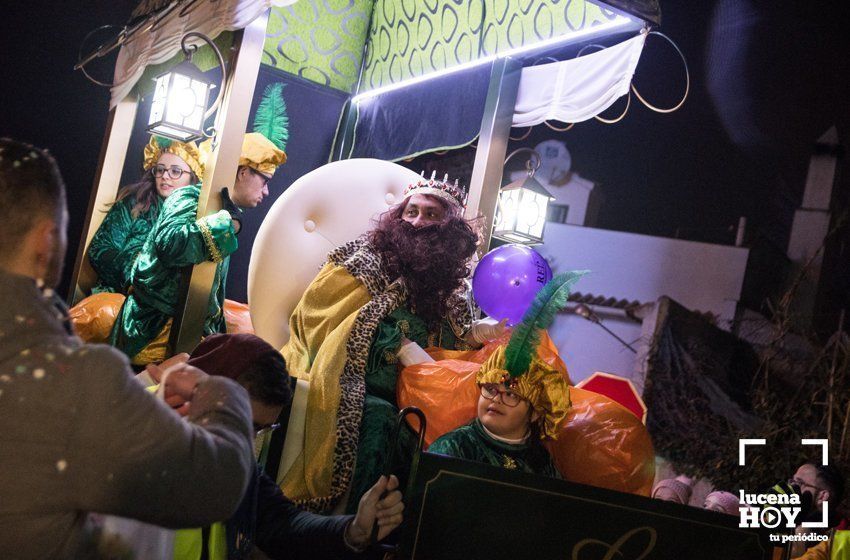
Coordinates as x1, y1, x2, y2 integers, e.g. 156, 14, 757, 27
296, 237, 473, 512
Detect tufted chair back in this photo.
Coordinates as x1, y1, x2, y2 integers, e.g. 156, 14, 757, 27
248, 158, 422, 350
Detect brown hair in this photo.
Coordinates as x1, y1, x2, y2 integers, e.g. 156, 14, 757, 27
111, 167, 198, 219
0, 138, 66, 262
368, 194, 480, 325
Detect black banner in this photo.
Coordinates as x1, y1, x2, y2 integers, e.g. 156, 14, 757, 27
398, 452, 778, 559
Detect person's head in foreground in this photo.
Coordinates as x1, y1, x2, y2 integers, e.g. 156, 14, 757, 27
369, 172, 479, 325
186, 333, 292, 433
703, 490, 740, 515
651, 475, 694, 504
789, 461, 845, 516
0, 138, 67, 286
162, 333, 405, 552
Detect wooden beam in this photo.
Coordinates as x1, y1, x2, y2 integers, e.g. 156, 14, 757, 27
170, 10, 270, 354
465, 57, 523, 258
67, 93, 139, 304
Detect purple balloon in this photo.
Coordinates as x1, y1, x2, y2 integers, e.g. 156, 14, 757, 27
472, 244, 553, 326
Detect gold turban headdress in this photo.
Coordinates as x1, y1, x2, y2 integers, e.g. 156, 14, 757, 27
476, 345, 570, 439
476, 270, 588, 440
142, 136, 204, 179
236, 132, 286, 176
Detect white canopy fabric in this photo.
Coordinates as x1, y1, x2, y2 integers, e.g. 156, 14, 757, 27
110, 0, 296, 108
512, 32, 647, 127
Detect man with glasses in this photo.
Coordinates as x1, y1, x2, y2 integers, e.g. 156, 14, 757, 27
786, 462, 846, 558
109, 130, 286, 365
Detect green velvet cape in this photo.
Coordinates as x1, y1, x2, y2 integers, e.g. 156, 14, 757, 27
88, 196, 161, 294
428, 419, 561, 478
345, 306, 463, 513
109, 185, 237, 361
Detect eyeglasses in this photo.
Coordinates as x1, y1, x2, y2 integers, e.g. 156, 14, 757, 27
788, 477, 824, 494
248, 167, 271, 187
253, 422, 281, 438
152, 164, 192, 179
479, 383, 524, 407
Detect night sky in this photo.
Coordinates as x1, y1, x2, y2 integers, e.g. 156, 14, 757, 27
1, 0, 848, 325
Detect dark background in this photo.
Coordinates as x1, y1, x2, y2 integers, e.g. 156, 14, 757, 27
1, 0, 848, 330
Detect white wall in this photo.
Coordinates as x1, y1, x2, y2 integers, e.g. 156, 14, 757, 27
536, 224, 749, 385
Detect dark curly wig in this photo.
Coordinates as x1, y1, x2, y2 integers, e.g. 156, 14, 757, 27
369, 195, 480, 325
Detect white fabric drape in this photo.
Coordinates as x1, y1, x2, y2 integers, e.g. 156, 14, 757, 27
512, 32, 647, 127
110, 0, 296, 108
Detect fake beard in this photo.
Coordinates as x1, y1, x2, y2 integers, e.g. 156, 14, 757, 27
376, 217, 477, 324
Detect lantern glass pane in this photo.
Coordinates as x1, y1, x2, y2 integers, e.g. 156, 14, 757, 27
515, 189, 536, 235
165, 73, 195, 125
180, 78, 208, 131
524, 191, 549, 239
496, 189, 521, 233
149, 74, 170, 125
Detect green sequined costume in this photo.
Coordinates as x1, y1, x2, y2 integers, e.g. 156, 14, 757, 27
87, 196, 162, 294
110, 185, 237, 361
345, 307, 464, 513
428, 419, 562, 478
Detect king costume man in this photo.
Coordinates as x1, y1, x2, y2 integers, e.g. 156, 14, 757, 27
279, 173, 501, 513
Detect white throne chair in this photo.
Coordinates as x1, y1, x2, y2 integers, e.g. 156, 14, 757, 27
248, 158, 421, 488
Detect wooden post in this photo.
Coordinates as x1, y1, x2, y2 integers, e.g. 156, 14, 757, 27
170, 10, 270, 354
67, 94, 139, 304
465, 57, 523, 258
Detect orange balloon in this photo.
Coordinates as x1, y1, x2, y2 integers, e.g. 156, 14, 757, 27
546, 387, 655, 496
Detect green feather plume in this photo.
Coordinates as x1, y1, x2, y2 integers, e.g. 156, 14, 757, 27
504, 270, 589, 378
154, 135, 172, 149
252, 83, 289, 151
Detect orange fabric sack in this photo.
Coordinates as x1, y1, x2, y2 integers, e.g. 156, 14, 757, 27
397, 359, 480, 445
223, 300, 254, 334
397, 331, 654, 496
70, 294, 254, 347
69, 292, 126, 343
546, 387, 655, 496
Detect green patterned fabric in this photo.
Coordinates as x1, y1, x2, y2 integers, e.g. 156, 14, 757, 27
429, 418, 562, 478
346, 306, 461, 513
362, 0, 622, 91
110, 185, 237, 360
88, 196, 162, 295
130, 1, 620, 96
262, 0, 374, 92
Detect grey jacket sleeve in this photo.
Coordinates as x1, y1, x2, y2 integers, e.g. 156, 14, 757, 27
68, 346, 254, 528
